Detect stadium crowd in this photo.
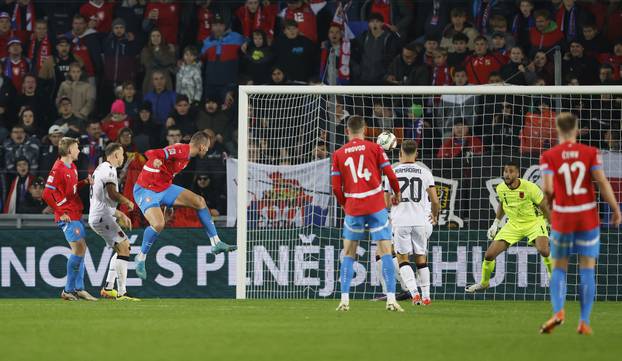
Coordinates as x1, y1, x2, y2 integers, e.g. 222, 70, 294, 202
0, 0, 621, 223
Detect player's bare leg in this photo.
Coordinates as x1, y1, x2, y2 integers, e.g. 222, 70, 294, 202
534, 236, 553, 278
337, 239, 358, 311
135, 207, 166, 280
466, 240, 509, 293
114, 240, 140, 301
541, 258, 568, 334
414, 254, 431, 305
174, 189, 236, 254
378, 240, 404, 312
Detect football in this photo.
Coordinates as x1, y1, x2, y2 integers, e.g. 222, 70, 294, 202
376, 131, 397, 150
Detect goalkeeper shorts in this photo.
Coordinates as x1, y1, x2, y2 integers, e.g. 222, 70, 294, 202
494, 219, 548, 246
343, 209, 391, 241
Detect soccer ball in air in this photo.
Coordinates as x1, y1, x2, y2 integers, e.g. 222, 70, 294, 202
376, 131, 397, 150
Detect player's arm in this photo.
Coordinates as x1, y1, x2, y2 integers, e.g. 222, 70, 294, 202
42, 170, 70, 221
105, 183, 134, 211
537, 195, 551, 223
145, 144, 189, 162
114, 209, 132, 231
77, 174, 93, 189
377, 147, 401, 203
331, 155, 346, 207
540, 153, 555, 210
592, 168, 622, 226
427, 186, 440, 225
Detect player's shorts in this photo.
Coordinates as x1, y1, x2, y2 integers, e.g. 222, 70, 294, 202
343, 209, 391, 241
550, 227, 600, 259
57, 220, 86, 243
494, 218, 548, 246
89, 215, 128, 248
133, 183, 185, 214
393, 223, 433, 255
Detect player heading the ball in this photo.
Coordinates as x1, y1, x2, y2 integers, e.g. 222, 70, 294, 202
133, 131, 237, 280
331, 116, 403, 312
539, 112, 621, 335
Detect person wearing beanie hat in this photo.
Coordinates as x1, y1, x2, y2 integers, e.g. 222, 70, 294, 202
132, 100, 161, 152
562, 37, 600, 85
2, 37, 30, 90
101, 99, 130, 141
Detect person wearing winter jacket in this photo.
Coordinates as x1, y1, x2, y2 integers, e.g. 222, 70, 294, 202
176, 45, 202, 105
55, 62, 95, 120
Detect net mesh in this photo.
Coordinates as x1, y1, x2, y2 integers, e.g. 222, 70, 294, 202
237, 89, 622, 301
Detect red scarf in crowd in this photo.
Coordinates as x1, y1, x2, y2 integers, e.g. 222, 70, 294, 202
238, 5, 263, 37
12, 2, 35, 32
4, 175, 33, 214
28, 34, 51, 72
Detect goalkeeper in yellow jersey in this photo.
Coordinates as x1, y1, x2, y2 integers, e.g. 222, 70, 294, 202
466, 161, 553, 293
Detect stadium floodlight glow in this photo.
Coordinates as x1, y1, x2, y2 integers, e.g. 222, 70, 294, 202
236, 85, 622, 300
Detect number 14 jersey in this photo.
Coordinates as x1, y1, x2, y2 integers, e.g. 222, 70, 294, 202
540, 141, 601, 233
386, 162, 435, 227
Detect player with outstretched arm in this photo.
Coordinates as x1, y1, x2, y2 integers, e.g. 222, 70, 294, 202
90, 143, 140, 301
133, 131, 236, 280
42, 137, 96, 301
332, 116, 403, 312
539, 113, 621, 335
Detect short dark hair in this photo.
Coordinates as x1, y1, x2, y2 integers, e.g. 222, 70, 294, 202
167, 126, 182, 135
474, 35, 488, 43
450, 7, 467, 17
403, 41, 418, 53
533, 9, 550, 20
454, 65, 467, 74
105, 142, 123, 158
505, 160, 520, 171
176, 94, 190, 104
556, 112, 578, 133
183, 45, 199, 57
452, 32, 469, 43
190, 131, 210, 146
401, 139, 417, 156
368, 12, 384, 23
347, 115, 366, 133
283, 19, 298, 29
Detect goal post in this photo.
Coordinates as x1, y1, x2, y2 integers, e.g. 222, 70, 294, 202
235, 85, 622, 300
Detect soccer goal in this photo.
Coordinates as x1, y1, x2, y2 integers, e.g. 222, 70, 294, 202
233, 85, 622, 301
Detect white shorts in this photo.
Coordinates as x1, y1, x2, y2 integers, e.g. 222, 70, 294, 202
392, 223, 433, 255
88, 215, 127, 248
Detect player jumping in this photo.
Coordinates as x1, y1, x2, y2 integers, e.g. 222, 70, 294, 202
332, 116, 403, 312
42, 137, 97, 301
386, 140, 440, 305
539, 113, 621, 335
89, 143, 140, 301
466, 161, 553, 293
133, 131, 236, 280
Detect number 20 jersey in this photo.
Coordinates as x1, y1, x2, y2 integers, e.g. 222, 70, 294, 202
388, 162, 435, 227
540, 141, 601, 233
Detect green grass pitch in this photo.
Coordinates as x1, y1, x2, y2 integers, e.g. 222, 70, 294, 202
1, 299, 620, 361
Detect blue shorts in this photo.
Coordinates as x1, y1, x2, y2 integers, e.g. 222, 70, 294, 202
57, 221, 86, 243
133, 184, 185, 214
550, 227, 600, 259
343, 209, 392, 241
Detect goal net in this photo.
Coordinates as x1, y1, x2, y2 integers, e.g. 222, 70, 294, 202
232, 85, 622, 301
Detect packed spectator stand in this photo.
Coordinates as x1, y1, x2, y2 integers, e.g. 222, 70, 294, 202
0, 0, 621, 228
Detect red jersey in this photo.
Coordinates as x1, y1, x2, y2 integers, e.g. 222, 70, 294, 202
2, 57, 31, 90
540, 141, 602, 232
101, 118, 130, 141
80, 1, 115, 33
145, 2, 180, 45
465, 53, 503, 84
42, 159, 87, 222
282, 4, 317, 43
196, 7, 214, 42
136, 143, 191, 192
331, 139, 399, 216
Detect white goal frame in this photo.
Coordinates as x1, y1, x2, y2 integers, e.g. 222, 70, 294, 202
236, 85, 622, 299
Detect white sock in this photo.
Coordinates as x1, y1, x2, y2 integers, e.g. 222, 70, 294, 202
341, 293, 349, 303
393, 257, 407, 291
376, 257, 387, 294
115, 256, 129, 296
210, 235, 221, 247
399, 263, 419, 297
417, 266, 431, 299
386, 293, 396, 303
105, 253, 117, 289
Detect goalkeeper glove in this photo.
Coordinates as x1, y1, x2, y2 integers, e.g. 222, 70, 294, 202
487, 219, 501, 240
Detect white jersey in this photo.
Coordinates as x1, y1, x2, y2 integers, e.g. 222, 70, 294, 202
89, 161, 119, 220
386, 162, 435, 227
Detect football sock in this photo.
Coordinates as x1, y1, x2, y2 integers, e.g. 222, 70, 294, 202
340, 256, 355, 298
381, 254, 396, 298
376, 255, 387, 294
65, 254, 82, 293
417, 264, 431, 299
481, 259, 495, 286
140, 226, 160, 255
579, 268, 595, 325
393, 256, 407, 291
197, 208, 220, 246
115, 255, 129, 296
75, 256, 85, 290
105, 253, 117, 289
398, 262, 418, 297
542, 256, 553, 277
550, 267, 567, 314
